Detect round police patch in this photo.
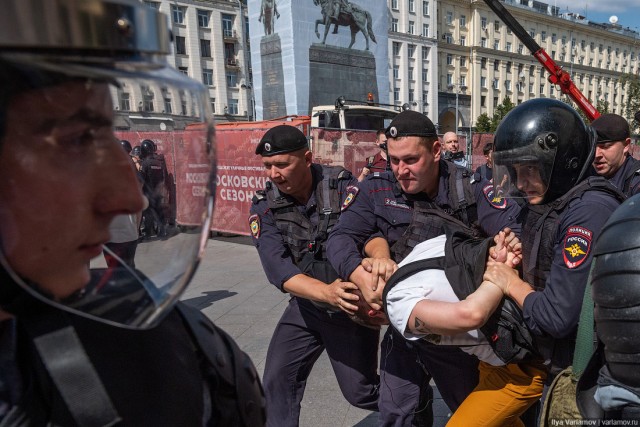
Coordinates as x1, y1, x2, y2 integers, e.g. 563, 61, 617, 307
249, 214, 261, 239
341, 185, 360, 211
482, 184, 507, 209
563, 225, 593, 268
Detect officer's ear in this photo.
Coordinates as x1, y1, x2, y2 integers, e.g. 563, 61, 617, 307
432, 139, 442, 161
304, 150, 313, 167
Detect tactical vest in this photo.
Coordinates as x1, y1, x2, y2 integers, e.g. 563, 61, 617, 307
520, 177, 624, 291
622, 157, 640, 197
383, 229, 540, 364
391, 161, 480, 262
0, 292, 265, 427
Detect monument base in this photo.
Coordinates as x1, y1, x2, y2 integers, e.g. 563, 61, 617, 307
308, 44, 378, 111
260, 34, 287, 120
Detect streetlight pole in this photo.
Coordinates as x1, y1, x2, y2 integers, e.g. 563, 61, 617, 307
241, 83, 255, 121
447, 81, 467, 135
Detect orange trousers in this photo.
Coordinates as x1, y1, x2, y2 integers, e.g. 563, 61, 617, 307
447, 359, 547, 427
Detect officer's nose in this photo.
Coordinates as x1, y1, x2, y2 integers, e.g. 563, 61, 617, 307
94, 141, 145, 216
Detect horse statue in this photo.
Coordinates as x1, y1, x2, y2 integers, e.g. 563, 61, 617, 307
259, 0, 280, 36
313, 0, 376, 50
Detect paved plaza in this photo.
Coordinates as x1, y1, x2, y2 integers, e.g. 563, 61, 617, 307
178, 234, 452, 427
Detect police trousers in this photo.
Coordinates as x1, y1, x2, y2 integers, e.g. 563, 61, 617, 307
263, 297, 380, 427
379, 327, 480, 427
447, 360, 547, 427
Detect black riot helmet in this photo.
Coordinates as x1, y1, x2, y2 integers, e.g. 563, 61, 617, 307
140, 139, 155, 158
131, 145, 142, 157
492, 98, 595, 204
120, 139, 133, 154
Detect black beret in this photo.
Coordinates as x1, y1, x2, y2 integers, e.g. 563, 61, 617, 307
385, 110, 437, 139
591, 113, 630, 143
255, 125, 309, 156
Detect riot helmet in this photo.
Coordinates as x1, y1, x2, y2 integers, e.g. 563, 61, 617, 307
492, 98, 595, 204
131, 145, 142, 157
0, 0, 216, 329
140, 139, 155, 158
120, 139, 133, 154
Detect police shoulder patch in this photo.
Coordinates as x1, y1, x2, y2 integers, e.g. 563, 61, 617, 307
249, 214, 261, 239
341, 185, 359, 211
482, 184, 507, 209
562, 225, 593, 269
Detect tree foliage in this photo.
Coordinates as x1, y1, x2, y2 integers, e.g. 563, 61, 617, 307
475, 113, 492, 132
621, 73, 640, 135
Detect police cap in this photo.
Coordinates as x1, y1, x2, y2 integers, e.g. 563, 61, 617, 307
255, 125, 308, 156
385, 110, 437, 139
591, 113, 630, 143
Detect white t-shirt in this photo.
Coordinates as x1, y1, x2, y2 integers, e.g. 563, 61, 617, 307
385, 235, 504, 366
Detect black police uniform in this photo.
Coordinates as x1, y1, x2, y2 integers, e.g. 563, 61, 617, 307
0, 284, 265, 426
327, 163, 521, 425
249, 127, 379, 427
518, 177, 622, 377
608, 155, 640, 197
139, 153, 167, 237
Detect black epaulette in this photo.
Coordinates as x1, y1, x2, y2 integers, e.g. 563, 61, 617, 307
252, 190, 267, 204
337, 169, 352, 180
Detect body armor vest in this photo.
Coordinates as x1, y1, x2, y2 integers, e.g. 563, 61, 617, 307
391, 161, 480, 262
622, 157, 640, 197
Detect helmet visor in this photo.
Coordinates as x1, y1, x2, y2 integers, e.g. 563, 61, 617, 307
492, 146, 556, 202
0, 55, 215, 329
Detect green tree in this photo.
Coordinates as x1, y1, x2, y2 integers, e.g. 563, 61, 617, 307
621, 73, 640, 135
475, 113, 492, 133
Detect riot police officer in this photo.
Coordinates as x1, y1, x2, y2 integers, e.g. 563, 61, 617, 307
484, 98, 624, 380
139, 139, 167, 238
327, 110, 522, 426
249, 125, 380, 427
0, 1, 265, 425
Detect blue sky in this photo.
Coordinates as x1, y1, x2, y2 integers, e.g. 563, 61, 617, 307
555, 0, 640, 33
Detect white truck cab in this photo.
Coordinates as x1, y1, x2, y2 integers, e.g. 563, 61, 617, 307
310, 95, 404, 132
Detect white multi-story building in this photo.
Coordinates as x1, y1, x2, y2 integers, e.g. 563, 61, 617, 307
436, 0, 640, 133
387, 0, 439, 119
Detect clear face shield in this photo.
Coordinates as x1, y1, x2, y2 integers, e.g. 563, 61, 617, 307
491, 146, 556, 203
0, 0, 216, 329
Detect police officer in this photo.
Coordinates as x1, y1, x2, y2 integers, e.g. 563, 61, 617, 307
442, 131, 469, 169
590, 113, 640, 197
139, 139, 167, 238
0, 1, 264, 425
484, 98, 623, 381
249, 125, 380, 427
327, 110, 522, 426
358, 129, 390, 181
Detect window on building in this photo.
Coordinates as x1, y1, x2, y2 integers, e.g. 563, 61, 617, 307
493, 40, 499, 50
460, 56, 466, 67
393, 42, 401, 56
202, 69, 213, 86
529, 65, 535, 76
222, 14, 234, 37
481, 76, 487, 87
394, 88, 400, 102
493, 78, 499, 89
164, 97, 172, 114
481, 57, 487, 69
529, 83, 534, 93
552, 33, 557, 43
571, 38, 576, 48
197, 9, 210, 27
178, 66, 188, 76
393, 65, 399, 79
409, 0, 415, 13
120, 93, 130, 111
171, 5, 185, 24
175, 36, 186, 55
529, 29, 535, 38
460, 76, 466, 86
144, 1, 160, 9
226, 72, 237, 87
408, 44, 416, 57
446, 11, 453, 24
200, 39, 211, 57
493, 96, 498, 107
518, 44, 524, 54
228, 99, 239, 115
460, 15, 466, 26
408, 21, 415, 34
460, 36, 466, 46
506, 61, 512, 72
408, 67, 414, 80
422, 46, 429, 59
481, 37, 487, 48
540, 84, 545, 94
210, 98, 215, 114
506, 42, 512, 52
445, 33, 452, 43
422, 68, 428, 81
224, 43, 236, 62
391, 18, 398, 32
447, 74, 453, 85
409, 89, 415, 102
505, 80, 511, 91
422, 24, 429, 37
541, 31, 547, 42
481, 95, 486, 107
391, 0, 398, 10
447, 54, 453, 65
481, 17, 487, 29
423, 0, 429, 16
494, 20, 500, 31
494, 59, 500, 69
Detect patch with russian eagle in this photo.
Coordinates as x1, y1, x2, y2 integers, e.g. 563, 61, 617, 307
562, 225, 592, 269
249, 214, 261, 239
341, 186, 359, 211
482, 184, 507, 209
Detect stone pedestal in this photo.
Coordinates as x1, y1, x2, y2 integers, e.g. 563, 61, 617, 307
308, 44, 378, 110
260, 34, 287, 119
